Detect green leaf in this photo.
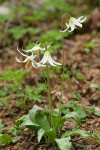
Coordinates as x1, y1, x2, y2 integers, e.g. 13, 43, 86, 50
0, 122, 4, 133
35, 112, 50, 131
8, 26, 40, 40
14, 116, 26, 129
8, 128, 17, 136
21, 115, 37, 126
29, 105, 43, 124
58, 112, 81, 127
94, 111, 100, 117
38, 129, 45, 142
90, 83, 100, 90
55, 137, 71, 150
0, 97, 10, 106
0, 134, 12, 145
12, 136, 21, 143
65, 101, 87, 119
62, 129, 100, 140
72, 93, 81, 101
89, 106, 100, 117
76, 107, 87, 119
45, 129, 56, 141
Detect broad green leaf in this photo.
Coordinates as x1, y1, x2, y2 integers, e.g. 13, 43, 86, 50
76, 107, 87, 119
21, 115, 39, 127
45, 129, 56, 141
38, 129, 45, 142
55, 137, 71, 150
65, 101, 87, 119
35, 112, 50, 131
62, 129, 100, 140
58, 112, 81, 127
29, 105, 50, 131
29, 105, 43, 123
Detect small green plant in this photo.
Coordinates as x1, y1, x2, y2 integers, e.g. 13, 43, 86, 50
0, 122, 21, 146
90, 83, 100, 90
71, 69, 85, 80
0, 14, 15, 23
89, 106, 100, 117
62, 101, 87, 119
0, 69, 28, 85
14, 105, 81, 149
14, 105, 100, 149
83, 40, 99, 54
15, 83, 47, 107
8, 25, 41, 40
0, 122, 12, 146
72, 93, 81, 101
13, 13, 100, 150
0, 97, 10, 106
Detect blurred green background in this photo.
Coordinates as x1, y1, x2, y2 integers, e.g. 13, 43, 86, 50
0, 0, 100, 56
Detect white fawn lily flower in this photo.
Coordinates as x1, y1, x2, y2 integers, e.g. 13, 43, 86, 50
38, 51, 62, 67
16, 47, 39, 68
22, 43, 50, 55
61, 16, 86, 32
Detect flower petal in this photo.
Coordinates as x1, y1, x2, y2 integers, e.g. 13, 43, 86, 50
68, 23, 75, 32
32, 61, 39, 68
78, 16, 86, 23
48, 57, 56, 66
73, 20, 82, 28
52, 60, 62, 66
48, 55, 61, 66
39, 55, 48, 65
60, 23, 69, 32
16, 57, 28, 63
22, 49, 32, 52
17, 47, 27, 57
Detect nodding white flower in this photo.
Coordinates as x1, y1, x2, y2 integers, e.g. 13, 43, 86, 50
38, 51, 62, 67
22, 43, 50, 55
16, 47, 39, 68
61, 16, 86, 32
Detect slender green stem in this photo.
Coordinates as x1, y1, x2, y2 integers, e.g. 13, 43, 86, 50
46, 65, 52, 127
59, 13, 70, 117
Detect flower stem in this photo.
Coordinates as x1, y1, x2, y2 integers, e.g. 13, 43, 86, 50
46, 65, 52, 127
59, 13, 70, 117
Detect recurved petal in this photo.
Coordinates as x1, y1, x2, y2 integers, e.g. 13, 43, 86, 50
53, 60, 62, 66
60, 28, 68, 33
66, 23, 69, 28
48, 56, 61, 66
17, 47, 27, 57
16, 57, 28, 63
78, 16, 86, 23
48, 57, 56, 66
32, 61, 39, 68
22, 49, 32, 52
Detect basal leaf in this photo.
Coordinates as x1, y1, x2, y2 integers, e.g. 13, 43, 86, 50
38, 129, 45, 142
58, 112, 81, 127
55, 136, 71, 150
62, 129, 100, 141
